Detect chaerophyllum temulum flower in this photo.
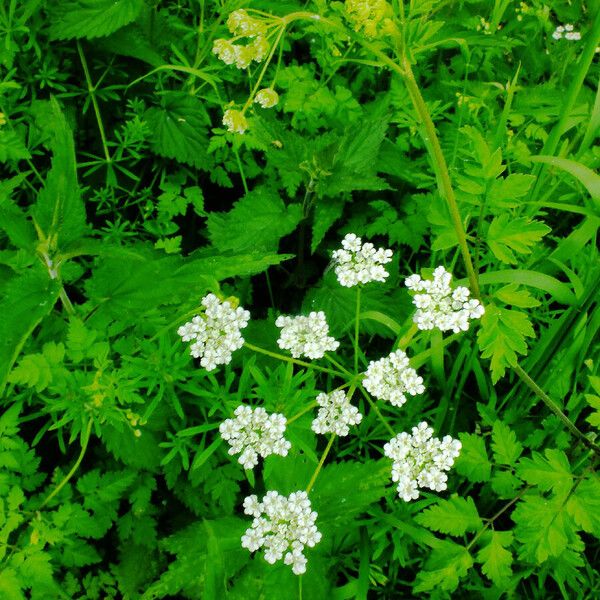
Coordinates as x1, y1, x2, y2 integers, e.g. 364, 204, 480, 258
384, 422, 462, 501
177, 293, 250, 371
405, 266, 484, 333
275, 311, 339, 360
177, 232, 487, 574
220, 405, 291, 469
242, 491, 322, 575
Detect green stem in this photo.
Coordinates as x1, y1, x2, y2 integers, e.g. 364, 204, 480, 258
513, 363, 600, 456
400, 56, 480, 298
324, 353, 354, 378
287, 401, 319, 424
358, 384, 396, 437
305, 434, 336, 493
244, 342, 343, 376
39, 419, 93, 509
354, 286, 361, 373
77, 41, 111, 164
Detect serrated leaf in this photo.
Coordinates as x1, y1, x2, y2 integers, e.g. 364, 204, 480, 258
517, 449, 572, 495
476, 530, 513, 586
494, 283, 541, 308
566, 475, 600, 535
455, 433, 491, 482
0, 129, 30, 162
0, 269, 60, 396
512, 494, 573, 563
487, 215, 551, 264
311, 199, 344, 253
415, 495, 482, 536
207, 188, 302, 254
49, 0, 143, 40
488, 174, 535, 208
491, 420, 523, 466
414, 539, 473, 593
144, 93, 210, 168
478, 303, 535, 382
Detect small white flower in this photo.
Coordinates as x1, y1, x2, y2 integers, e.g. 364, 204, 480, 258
222, 109, 248, 134
311, 390, 362, 437
220, 405, 291, 469
363, 349, 425, 408
241, 490, 322, 575
405, 266, 484, 333
254, 88, 279, 108
227, 9, 266, 38
552, 23, 581, 41
384, 422, 461, 501
331, 233, 393, 287
276, 311, 339, 360
177, 293, 250, 370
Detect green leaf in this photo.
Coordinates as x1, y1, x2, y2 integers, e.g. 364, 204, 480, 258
487, 214, 551, 264
49, 0, 143, 40
0, 269, 60, 397
512, 494, 574, 563
415, 495, 482, 536
517, 449, 573, 495
455, 433, 491, 482
488, 174, 535, 209
0, 129, 30, 162
414, 539, 473, 593
311, 199, 344, 253
207, 187, 303, 254
491, 420, 523, 466
476, 530, 513, 586
144, 93, 210, 168
566, 475, 600, 535
478, 303, 535, 382
31, 98, 86, 248
494, 284, 541, 308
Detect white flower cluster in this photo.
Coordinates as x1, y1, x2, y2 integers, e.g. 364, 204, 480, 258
219, 405, 291, 469
276, 311, 339, 359
384, 422, 462, 501
363, 349, 425, 407
311, 390, 363, 437
331, 233, 393, 287
405, 266, 484, 333
177, 293, 250, 371
242, 491, 322, 575
552, 24, 581, 41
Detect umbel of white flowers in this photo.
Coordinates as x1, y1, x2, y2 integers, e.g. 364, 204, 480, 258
363, 349, 425, 407
276, 311, 339, 360
384, 422, 462, 501
405, 266, 484, 333
331, 233, 393, 287
312, 390, 363, 437
177, 293, 250, 371
220, 405, 291, 469
242, 491, 322, 575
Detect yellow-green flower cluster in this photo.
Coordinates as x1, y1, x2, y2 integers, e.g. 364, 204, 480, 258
344, 0, 394, 38
223, 109, 248, 135
213, 9, 270, 69
254, 88, 279, 109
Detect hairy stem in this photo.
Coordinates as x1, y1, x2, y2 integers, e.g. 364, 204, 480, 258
513, 363, 600, 456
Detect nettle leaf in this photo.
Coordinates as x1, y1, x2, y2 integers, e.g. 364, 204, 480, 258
49, 0, 143, 40
517, 449, 573, 495
476, 530, 513, 586
487, 215, 551, 264
455, 433, 491, 483
31, 98, 87, 248
415, 495, 482, 536
144, 93, 210, 168
491, 420, 523, 466
207, 187, 302, 254
478, 303, 535, 382
0, 268, 60, 396
311, 198, 344, 253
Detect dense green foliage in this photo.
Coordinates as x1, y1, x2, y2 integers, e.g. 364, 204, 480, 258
1, 0, 600, 598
